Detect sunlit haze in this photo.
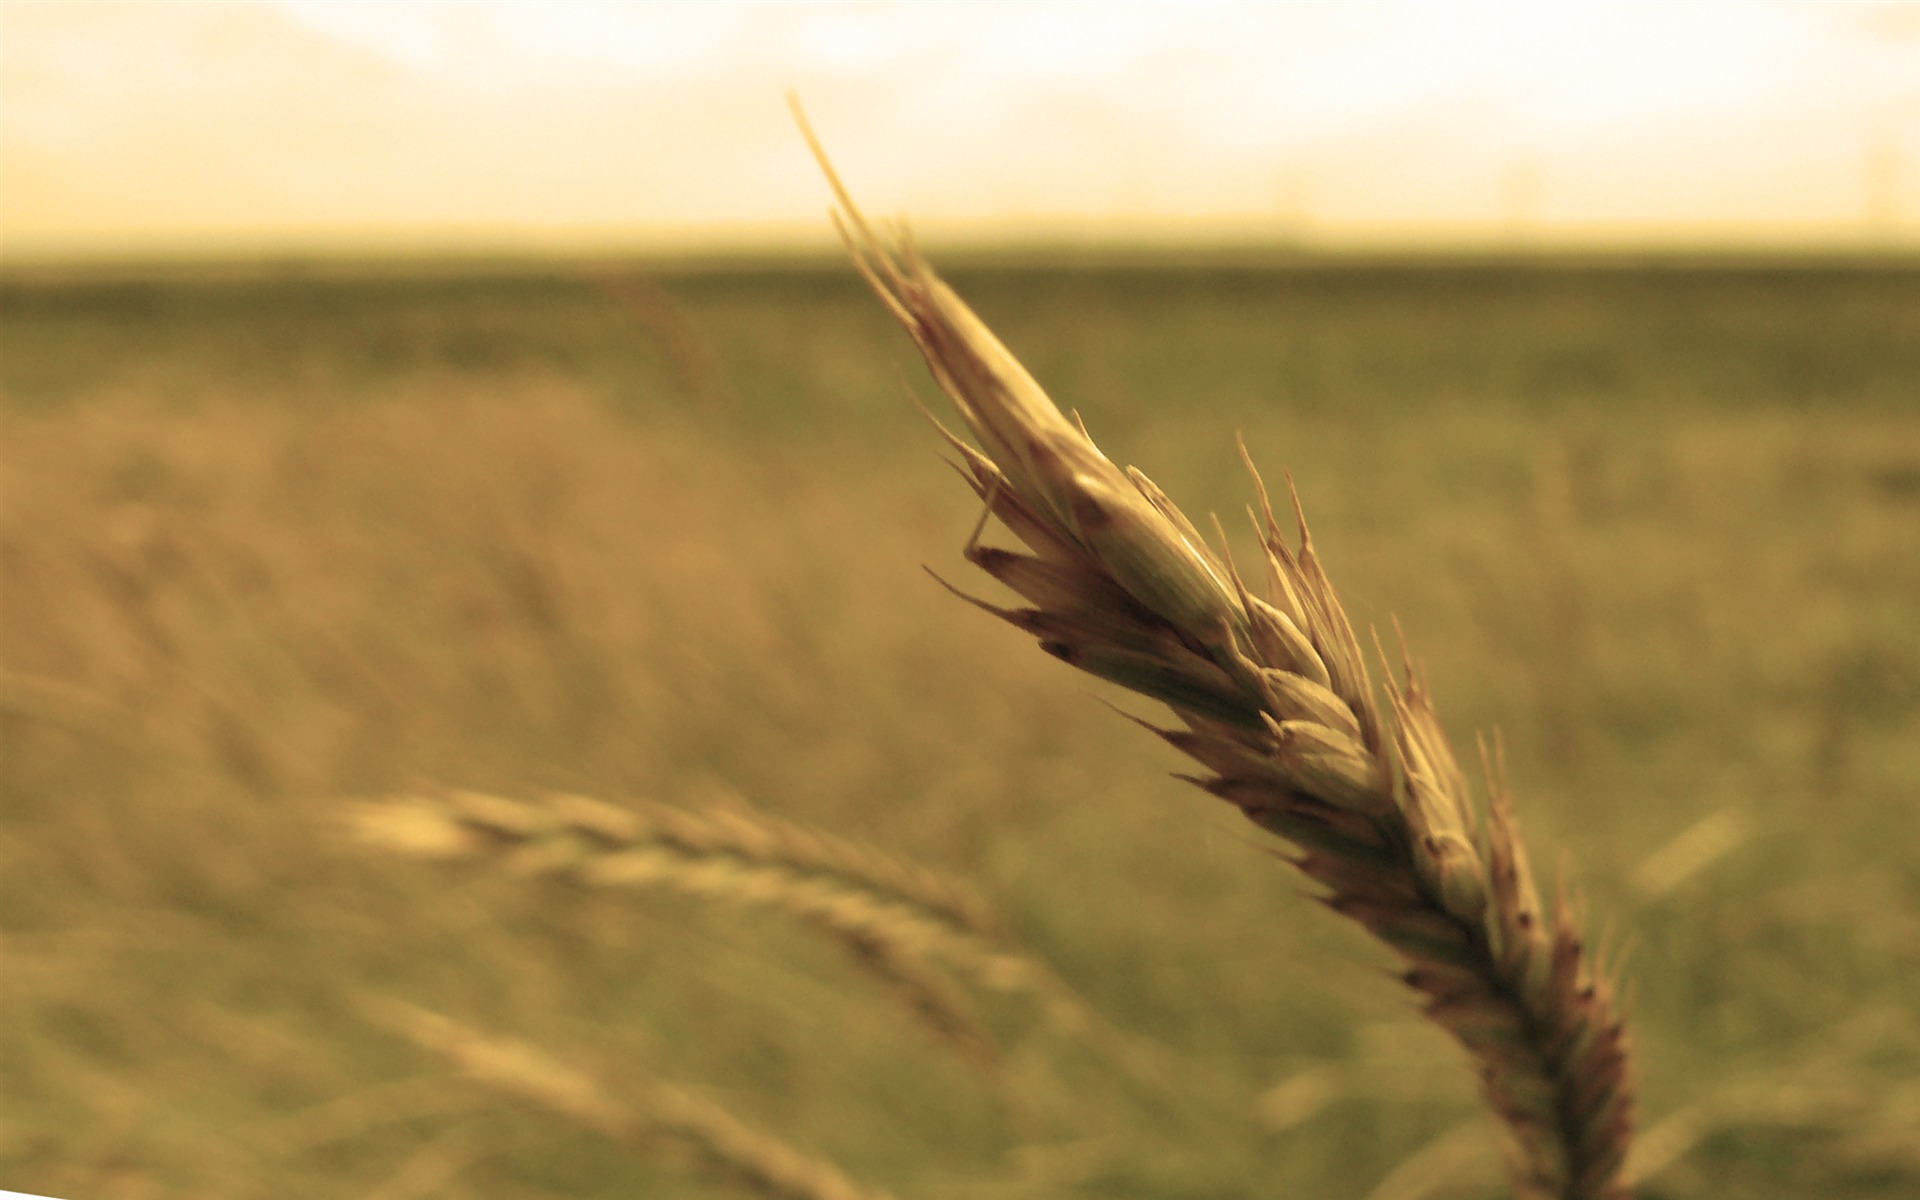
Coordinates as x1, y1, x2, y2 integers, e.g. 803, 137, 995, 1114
3, 0, 1917, 259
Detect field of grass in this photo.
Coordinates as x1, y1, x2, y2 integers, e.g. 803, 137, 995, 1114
2, 256, 1917, 1200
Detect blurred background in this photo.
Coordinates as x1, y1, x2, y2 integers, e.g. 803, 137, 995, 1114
2, 3, 1917, 1199
5, 0, 1919, 257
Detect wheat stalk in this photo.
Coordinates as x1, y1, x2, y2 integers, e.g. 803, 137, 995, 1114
363, 997, 897, 1200
797, 106, 1635, 1200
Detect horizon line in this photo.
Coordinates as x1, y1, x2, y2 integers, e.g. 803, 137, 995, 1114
6, 238, 1918, 285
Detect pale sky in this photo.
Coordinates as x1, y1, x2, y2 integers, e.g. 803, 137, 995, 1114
2, 0, 1917, 258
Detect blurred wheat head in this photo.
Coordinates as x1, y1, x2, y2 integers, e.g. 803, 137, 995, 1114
364, 997, 899, 1200
796, 104, 1635, 1200
353, 787, 1075, 1038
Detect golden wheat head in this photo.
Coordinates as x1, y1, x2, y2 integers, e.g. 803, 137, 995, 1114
796, 103, 1634, 1200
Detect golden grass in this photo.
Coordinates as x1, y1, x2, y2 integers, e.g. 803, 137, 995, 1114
3, 253, 1915, 1198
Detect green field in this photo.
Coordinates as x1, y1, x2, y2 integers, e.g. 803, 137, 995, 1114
3, 256, 1917, 1199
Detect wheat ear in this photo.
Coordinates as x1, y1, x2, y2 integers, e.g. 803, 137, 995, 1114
363, 998, 896, 1200
352, 790, 1070, 1029
796, 110, 1634, 1200
356, 788, 1218, 1134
